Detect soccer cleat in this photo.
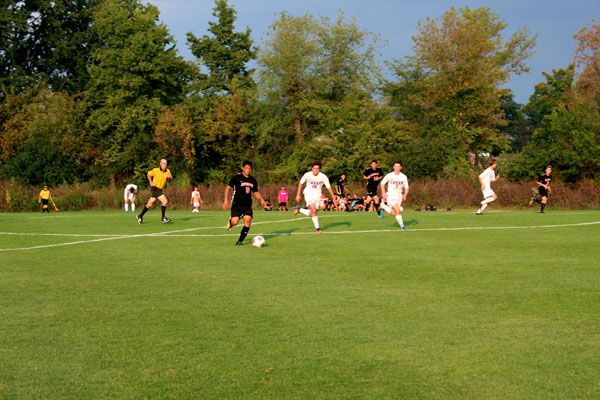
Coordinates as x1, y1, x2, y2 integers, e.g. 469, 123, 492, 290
401, 225, 407, 231
529, 197, 534, 206
137, 215, 143, 224
226, 219, 232, 231
132, 210, 135, 213
125, 211, 128, 213
161, 217, 171, 223
316, 228, 322, 234
235, 241, 244, 246
378, 213, 385, 218
476, 212, 482, 215
293, 206, 300, 216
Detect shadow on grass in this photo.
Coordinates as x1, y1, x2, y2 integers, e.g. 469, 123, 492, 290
321, 220, 353, 230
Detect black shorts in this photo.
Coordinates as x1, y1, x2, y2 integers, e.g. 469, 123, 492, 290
366, 190, 378, 198
539, 188, 549, 198
231, 206, 253, 219
41, 199, 49, 205
279, 202, 287, 207
150, 186, 164, 198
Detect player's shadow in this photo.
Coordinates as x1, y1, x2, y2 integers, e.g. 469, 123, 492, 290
404, 219, 418, 227
321, 221, 352, 230
178, 215, 213, 222
263, 227, 300, 243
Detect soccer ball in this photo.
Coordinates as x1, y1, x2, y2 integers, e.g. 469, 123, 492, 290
252, 235, 266, 248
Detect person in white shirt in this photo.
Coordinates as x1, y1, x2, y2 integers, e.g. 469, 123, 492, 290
124, 184, 137, 213
476, 159, 500, 215
190, 187, 203, 212
293, 161, 338, 233
379, 161, 409, 230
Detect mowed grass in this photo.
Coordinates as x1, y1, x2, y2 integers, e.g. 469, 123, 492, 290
0, 209, 599, 399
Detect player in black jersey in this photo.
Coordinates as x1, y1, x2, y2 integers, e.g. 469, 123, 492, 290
336, 174, 346, 198
363, 159, 384, 217
222, 160, 268, 245
531, 165, 552, 213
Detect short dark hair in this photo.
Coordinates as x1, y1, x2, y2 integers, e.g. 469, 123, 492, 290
371, 159, 378, 163
312, 161, 321, 168
242, 160, 252, 167
488, 159, 497, 166
546, 165, 552, 170
393, 160, 402, 166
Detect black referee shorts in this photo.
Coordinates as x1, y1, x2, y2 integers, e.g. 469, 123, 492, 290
150, 186, 164, 198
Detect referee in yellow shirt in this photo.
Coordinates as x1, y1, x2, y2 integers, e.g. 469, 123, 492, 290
136, 159, 173, 224
38, 185, 53, 213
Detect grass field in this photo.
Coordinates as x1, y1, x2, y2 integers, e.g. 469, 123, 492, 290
1, 209, 599, 399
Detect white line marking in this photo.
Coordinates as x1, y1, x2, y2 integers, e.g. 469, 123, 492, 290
0, 215, 343, 251
1, 220, 598, 252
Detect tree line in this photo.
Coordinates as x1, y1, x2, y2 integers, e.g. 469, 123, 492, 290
1, 0, 599, 189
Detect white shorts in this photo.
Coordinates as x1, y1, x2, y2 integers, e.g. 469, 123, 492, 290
125, 193, 135, 201
482, 187, 495, 198
386, 193, 403, 208
304, 193, 320, 208
193, 202, 200, 207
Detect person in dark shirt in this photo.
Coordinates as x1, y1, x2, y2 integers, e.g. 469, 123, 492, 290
531, 165, 552, 213
336, 174, 346, 198
222, 160, 268, 245
363, 159, 384, 217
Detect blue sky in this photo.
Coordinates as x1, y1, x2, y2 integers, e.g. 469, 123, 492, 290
151, 0, 599, 104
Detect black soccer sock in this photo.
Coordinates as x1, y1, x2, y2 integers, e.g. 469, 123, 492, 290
375, 202, 381, 215
139, 206, 149, 217
238, 226, 250, 243
161, 204, 167, 219
541, 203, 546, 212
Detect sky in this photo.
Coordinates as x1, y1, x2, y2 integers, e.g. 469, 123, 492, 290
151, 0, 599, 104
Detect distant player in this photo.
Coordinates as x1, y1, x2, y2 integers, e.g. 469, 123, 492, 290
222, 160, 268, 246
531, 165, 552, 213
277, 187, 288, 211
124, 183, 137, 213
191, 186, 203, 212
336, 173, 346, 198
293, 161, 338, 233
137, 159, 172, 224
476, 159, 500, 215
38, 185, 53, 213
380, 161, 409, 230
363, 159, 384, 217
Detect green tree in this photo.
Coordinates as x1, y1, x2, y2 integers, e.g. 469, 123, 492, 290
258, 11, 397, 180
0, 0, 100, 98
187, 0, 256, 95
85, 0, 193, 183
386, 7, 536, 176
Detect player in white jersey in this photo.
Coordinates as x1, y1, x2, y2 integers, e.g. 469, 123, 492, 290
124, 184, 137, 213
379, 161, 409, 230
476, 159, 500, 215
293, 161, 338, 233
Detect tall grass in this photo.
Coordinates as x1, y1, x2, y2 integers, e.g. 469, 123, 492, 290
1, 179, 599, 211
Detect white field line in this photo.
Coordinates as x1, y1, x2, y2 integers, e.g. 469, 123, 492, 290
0, 219, 598, 252
0, 215, 341, 252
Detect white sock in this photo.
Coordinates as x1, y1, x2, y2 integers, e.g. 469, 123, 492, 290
482, 197, 495, 204
478, 203, 488, 213
131, 203, 135, 211
380, 203, 392, 213
299, 208, 310, 216
395, 214, 404, 227
311, 216, 319, 229
125, 204, 129, 212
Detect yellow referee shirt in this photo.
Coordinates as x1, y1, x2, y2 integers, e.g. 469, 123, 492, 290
148, 168, 171, 189
39, 190, 50, 200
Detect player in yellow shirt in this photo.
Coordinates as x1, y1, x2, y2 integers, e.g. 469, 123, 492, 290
136, 159, 172, 224
38, 185, 53, 213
